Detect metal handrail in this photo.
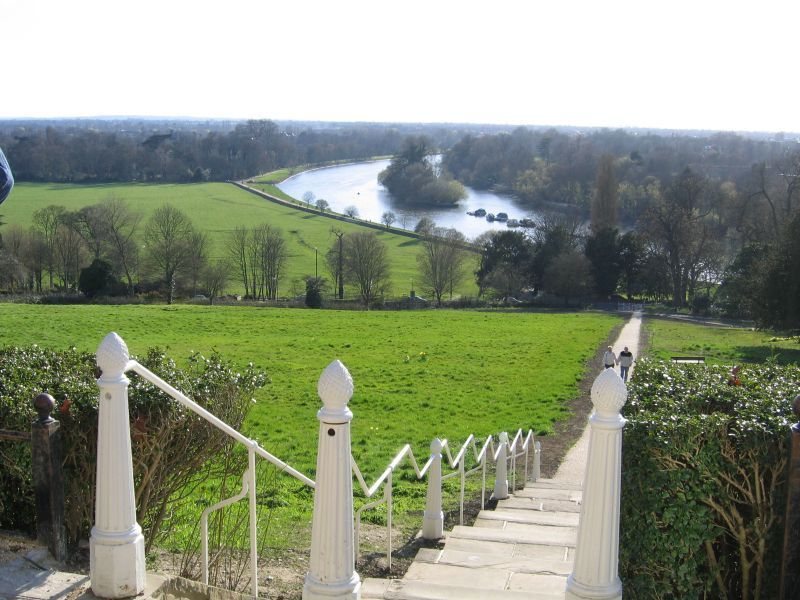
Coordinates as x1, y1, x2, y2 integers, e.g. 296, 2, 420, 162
126, 360, 314, 597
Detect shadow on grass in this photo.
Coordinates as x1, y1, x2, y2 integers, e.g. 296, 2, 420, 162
734, 345, 800, 365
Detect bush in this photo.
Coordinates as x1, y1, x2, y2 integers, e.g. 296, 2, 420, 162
621, 359, 798, 599
0, 345, 266, 554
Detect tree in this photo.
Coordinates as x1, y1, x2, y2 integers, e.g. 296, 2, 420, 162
315, 198, 330, 212
591, 154, 618, 231
344, 205, 359, 218
302, 191, 316, 208
79, 258, 119, 298
32, 205, 66, 290
618, 231, 646, 299
417, 227, 468, 306
100, 196, 141, 295
414, 217, 436, 235
228, 226, 252, 298
327, 228, 346, 300
381, 211, 396, 228
186, 230, 209, 296
753, 213, 800, 328
343, 231, 390, 308
584, 227, 621, 297
254, 224, 287, 300
544, 251, 593, 306
305, 276, 325, 308
642, 168, 716, 307
202, 260, 230, 305
144, 204, 195, 304
476, 230, 533, 297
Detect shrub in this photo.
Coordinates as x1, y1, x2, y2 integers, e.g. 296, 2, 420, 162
621, 359, 798, 599
0, 345, 266, 554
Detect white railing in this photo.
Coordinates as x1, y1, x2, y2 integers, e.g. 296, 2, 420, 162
90, 332, 542, 599
352, 428, 540, 569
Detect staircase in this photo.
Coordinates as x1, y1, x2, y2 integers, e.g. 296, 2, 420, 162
362, 478, 581, 599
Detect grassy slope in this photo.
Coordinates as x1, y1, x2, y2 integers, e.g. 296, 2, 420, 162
3, 182, 480, 297
0, 305, 619, 472
644, 317, 800, 365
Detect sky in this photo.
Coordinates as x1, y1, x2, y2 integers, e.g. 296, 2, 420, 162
3, 0, 799, 133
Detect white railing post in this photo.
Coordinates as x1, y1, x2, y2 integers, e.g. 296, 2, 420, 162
90, 333, 145, 598
303, 360, 361, 600
422, 438, 444, 540
493, 431, 509, 500
533, 440, 541, 482
566, 368, 627, 600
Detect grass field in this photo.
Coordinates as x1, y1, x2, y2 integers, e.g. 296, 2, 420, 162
2, 182, 480, 298
644, 316, 800, 365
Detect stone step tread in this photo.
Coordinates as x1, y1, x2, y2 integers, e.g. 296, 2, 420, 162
413, 547, 573, 576
496, 497, 581, 513
478, 508, 580, 527
513, 488, 582, 502
449, 524, 577, 548
525, 479, 583, 491
440, 536, 574, 562
361, 576, 566, 599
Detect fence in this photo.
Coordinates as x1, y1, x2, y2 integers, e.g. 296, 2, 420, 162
0, 392, 66, 562
89, 332, 536, 599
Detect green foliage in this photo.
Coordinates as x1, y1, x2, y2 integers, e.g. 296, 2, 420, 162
79, 258, 121, 298
0, 344, 266, 553
621, 359, 798, 598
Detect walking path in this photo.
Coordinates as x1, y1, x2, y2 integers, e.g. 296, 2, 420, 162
1, 313, 643, 600
362, 311, 642, 599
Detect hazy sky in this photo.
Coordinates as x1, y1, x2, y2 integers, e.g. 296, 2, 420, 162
3, 0, 798, 133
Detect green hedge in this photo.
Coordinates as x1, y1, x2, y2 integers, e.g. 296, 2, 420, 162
0, 345, 265, 554
621, 359, 798, 599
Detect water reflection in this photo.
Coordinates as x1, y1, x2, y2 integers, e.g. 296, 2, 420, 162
277, 159, 539, 240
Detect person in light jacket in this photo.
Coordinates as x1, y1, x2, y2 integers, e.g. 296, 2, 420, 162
602, 346, 617, 370
618, 346, 634, 382
0, 147, 13, 205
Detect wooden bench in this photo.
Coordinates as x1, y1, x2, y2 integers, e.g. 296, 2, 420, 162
671, 356, 705, 364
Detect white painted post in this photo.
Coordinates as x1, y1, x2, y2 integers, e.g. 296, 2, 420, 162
533, 440, 541, 482
566, 368, 627, 600
422, 438, 444, 539
303, 360, 361, 600
493, 431, 509, 500
90, 333, 145, 598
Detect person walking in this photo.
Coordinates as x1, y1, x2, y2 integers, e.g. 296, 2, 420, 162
618, 346, 634, 382
602, 345, 617, 371
0, 147, 13, 205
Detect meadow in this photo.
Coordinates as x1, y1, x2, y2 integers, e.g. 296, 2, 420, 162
3, 182, 480, 298
644, 317, 800, 365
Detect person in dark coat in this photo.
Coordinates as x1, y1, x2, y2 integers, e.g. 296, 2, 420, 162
0, 147, 13, 205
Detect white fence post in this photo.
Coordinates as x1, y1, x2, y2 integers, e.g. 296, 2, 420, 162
303, 360, 361, 600
493, 431, 509, 500
90, 333, 145, 598
566, 368, 627, 600
533, 440, 541, 482
422, 438, 444, 539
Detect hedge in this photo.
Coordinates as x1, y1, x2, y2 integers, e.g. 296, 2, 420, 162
0, 345, 266, 555
621, 359, 799, 599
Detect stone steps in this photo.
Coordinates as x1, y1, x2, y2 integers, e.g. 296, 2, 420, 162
361, 479, 579, 599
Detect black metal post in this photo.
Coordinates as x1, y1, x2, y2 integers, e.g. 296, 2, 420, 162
30, 392, 66, 562
781, 394, 800, 599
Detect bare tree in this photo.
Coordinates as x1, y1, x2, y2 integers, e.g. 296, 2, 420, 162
591, 154, 618, 232
101, 196, 141, 295
381, 211, 396, 228
343, 205, 359, 218
53, 222, 86, 290
315, 199, 330, 212
32, 205, 66, 290
327, 227, 346, 299
185, 230, 209, 296
343, 231, 390, 308
417, 227, 468, 306
203, 260, 230, 305
302, 191, 316, 208
68, 204, 108, 260
227, 226, 251, 298
144, 204, 195, 304
256, 224, 287, 300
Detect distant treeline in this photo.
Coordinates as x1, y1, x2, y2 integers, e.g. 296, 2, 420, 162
0, 119, 489, 183
443, 127, 799, 222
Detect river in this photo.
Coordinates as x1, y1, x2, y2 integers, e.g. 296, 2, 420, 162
277, 159, 538, 240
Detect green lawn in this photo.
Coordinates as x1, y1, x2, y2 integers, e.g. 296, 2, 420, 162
643, 317, 800, 365
2, 182, 480, 298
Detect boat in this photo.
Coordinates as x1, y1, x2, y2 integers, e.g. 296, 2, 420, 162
496, 212, 508, 222
474, 208, 486, 217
